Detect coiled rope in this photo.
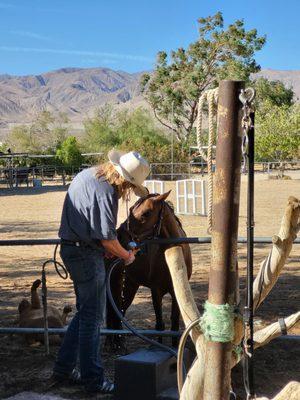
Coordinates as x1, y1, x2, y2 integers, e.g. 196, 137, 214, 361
196, 88, 219, 233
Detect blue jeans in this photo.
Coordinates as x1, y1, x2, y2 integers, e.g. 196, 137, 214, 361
54, 244, 106, 389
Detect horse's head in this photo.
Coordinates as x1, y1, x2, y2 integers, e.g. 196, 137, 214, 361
128, 191, 171, 241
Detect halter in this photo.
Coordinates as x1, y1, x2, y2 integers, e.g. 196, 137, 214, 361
125, 197, 165, 243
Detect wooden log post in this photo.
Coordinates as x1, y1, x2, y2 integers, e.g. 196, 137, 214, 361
203, 80, 244, 400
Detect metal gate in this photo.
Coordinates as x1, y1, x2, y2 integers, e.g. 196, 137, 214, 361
144, 180, 165, 195
176, 179, 207, 215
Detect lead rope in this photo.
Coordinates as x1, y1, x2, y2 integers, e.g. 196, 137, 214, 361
196, 88, 218, 234
122, 192, 131, 319
126, 192, 130, 233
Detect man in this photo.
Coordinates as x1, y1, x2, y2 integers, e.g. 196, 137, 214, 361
52, 149, 150, 394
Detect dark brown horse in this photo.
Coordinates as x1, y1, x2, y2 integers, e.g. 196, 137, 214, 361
106, 191, 192, 348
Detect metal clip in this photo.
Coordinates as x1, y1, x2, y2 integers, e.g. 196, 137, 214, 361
239, 87, 256, 105
128, 241, 138, 250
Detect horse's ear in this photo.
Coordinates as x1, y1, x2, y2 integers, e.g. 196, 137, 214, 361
153, 190, 171, 203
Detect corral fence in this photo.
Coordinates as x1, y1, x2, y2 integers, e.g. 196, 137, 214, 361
149, 160, 300, 180
149, 162, 205, 180
0, 165, 85, 188
0, 236, 299, 352
1, 160, 300, 188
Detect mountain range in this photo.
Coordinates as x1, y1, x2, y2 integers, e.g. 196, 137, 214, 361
0, 67, 299, 139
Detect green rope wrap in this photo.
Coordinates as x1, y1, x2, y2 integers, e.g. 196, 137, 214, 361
200, 301, 235, 342
233, 344, 243, 361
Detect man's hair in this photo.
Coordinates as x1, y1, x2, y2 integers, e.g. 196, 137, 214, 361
96, 162, 135, 200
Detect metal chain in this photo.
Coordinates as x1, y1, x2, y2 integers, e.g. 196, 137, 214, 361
239, 88, 255, 353
122, 192, 131, 316
239, 87, 256, 400
239, 88, 255, 173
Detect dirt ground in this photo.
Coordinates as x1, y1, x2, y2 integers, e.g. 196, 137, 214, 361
0, 175, 299, 400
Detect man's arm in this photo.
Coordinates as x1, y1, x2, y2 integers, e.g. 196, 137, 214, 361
101, 239, 135, 263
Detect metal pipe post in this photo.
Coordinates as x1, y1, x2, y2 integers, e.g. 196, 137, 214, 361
203, 80, 244, 400
41, 268, 50, 355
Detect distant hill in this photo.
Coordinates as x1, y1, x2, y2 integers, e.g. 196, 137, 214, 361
0, 67, 146, 137
0, 66, 299, 138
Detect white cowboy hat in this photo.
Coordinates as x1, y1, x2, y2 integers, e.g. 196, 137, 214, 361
108, 149, 150, 197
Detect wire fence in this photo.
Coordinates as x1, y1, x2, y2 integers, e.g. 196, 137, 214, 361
0, 165, 85, 188
149, 160, 300, 180
1, 160, 300, 188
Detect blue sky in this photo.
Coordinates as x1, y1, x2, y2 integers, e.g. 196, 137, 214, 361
0, 0, 299, 76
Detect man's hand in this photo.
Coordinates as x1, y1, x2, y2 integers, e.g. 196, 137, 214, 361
124, 250, 135, 266
101, 239, 135, 264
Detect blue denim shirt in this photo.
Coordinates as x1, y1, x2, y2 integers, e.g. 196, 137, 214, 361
59, 167, 118, 244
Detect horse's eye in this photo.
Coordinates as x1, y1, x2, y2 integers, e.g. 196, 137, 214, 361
142, 211, 151, 218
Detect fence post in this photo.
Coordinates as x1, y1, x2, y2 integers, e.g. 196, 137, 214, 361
192, 180, 196, 214
203, 80, 244, 400
183, 180, 188, 214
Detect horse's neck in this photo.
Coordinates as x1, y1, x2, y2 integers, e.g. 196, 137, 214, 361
161, 204, 185, 238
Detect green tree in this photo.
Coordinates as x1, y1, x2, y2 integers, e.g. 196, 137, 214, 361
81, 106, 184, 164
0, 142, 9, 166
141, 12, 266, 141
7, 111, 69, 154
256, 102, 300, 162
7, 125, 40, 153
83, 105, 119, 154
56, 136, 83, 167
51, 112, 69, 148
115, 108, 169, 155
254, 77, 294, 109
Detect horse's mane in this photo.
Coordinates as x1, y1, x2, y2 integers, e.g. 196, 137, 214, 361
132, 193, 183, 229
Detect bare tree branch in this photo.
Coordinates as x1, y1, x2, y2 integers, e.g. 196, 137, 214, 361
253, 196, 300, 310
253, 311, 300, 350
152, 108, 181, 140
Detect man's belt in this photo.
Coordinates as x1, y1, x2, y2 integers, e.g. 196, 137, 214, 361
61, 239, 86, 247
61, 238, 102, 250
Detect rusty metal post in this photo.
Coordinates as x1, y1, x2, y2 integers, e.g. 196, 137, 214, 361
203, 80, 244, 400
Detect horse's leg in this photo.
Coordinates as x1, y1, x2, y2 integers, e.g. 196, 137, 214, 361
151, 288, 165, 343
31, 279, 41, 309
122, 280, 139, 314
170, 293, 180, 347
